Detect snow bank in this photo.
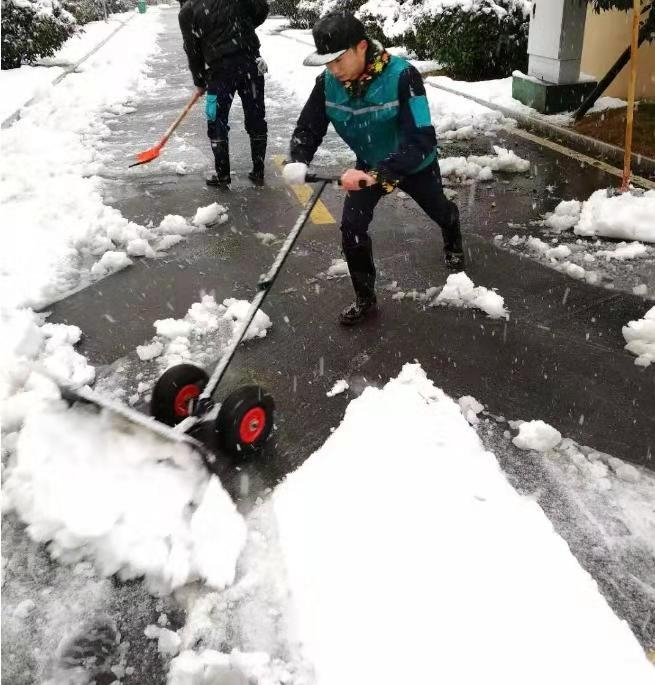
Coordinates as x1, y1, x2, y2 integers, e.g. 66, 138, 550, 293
0, 308, 94, 434
432, 272, 509, 319
0, 9, 212, 310
622, 306, 655, 368
273, 363, 653, 684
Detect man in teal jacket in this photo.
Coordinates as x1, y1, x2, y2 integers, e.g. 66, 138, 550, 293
285, 12, 465, 325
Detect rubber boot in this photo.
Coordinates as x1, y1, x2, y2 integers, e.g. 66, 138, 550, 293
248, 134, 267, 185
207, 139, 230, 186
340, 238, 377, 326
442, 201, 465, 271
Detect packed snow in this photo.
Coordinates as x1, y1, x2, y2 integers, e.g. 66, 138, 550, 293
432, 272, 509, 319
622, 306, 655, 368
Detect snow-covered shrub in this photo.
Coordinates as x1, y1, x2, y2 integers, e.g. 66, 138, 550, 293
274, 0, 368, 29
358, 0, 531, 80
63, 0, 135, 26
1, 0, 77, 69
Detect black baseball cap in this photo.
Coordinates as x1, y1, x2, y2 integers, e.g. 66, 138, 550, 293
303, 12, 368, 67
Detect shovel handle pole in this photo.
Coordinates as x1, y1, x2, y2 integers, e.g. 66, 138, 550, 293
184, 180, 330, 416
160, 90, 202, 148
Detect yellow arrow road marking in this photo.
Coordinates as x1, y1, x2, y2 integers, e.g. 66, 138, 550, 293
273, 155, 336, 225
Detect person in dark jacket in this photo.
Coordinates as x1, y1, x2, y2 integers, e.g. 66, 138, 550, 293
284, 12, 465, 326
178, 0, 269, 186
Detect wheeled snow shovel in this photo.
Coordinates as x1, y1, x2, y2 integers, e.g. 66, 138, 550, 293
60, 176, 336, 469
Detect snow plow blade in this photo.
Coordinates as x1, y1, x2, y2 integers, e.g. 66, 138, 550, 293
59, 385, 217, 472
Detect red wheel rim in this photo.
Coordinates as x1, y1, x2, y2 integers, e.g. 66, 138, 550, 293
239, 407, 266, 444
174, 384, 200, 418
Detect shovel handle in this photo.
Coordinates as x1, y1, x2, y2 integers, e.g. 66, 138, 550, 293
305, 173, 368, 189
159, 90, 202, 147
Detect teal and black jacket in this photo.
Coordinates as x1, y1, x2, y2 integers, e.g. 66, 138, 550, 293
290, 56, 437, 185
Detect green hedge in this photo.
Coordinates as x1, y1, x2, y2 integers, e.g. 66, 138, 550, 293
63, 0, 136, 26
273, 0, 368, 29
1, 0, 77, 69
359, 0, 530, 81
405, 3, 529, 80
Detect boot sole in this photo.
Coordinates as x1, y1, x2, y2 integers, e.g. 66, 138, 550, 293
339, 306, 378, 327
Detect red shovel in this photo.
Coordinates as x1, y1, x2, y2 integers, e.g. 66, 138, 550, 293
129, 90, 202, 168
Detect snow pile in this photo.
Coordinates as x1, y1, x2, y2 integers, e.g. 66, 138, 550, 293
325, 258, 349, 278
0, 308, 95, 435
512, 420, 562, 452
545, 244, 571, 260
547, 190, 655, 243
255, 232, 277, 246
145, 624, 182, 657
326, 379, 349, 397
544, 199, 582, 232
459, 394, 484, 425
622, 306, 655, 368
136, 295, 272, 369
597, 242, 650, 261
273, 363, 653, 684
3, 406, 246, 594
169, 648, 295, 685
432, 272, 509, 319
192, 203, 229, 228
0, 9, 205, 310
440, 146, 529, 181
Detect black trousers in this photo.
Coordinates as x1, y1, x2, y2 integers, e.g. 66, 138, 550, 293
340, 161, 462, 254
205, 53, 267, 142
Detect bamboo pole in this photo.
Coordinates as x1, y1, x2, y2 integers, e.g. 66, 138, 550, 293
621, 0, 642, 191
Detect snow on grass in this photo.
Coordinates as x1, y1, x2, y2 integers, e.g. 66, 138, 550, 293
272, 363, 653, 684
622, 305, 655, 368
432, 272, 509, 319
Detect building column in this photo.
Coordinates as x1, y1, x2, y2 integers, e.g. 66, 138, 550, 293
513, 0, 598, 114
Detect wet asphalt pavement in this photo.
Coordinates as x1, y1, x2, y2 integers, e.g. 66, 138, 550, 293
4, 8, 654, 682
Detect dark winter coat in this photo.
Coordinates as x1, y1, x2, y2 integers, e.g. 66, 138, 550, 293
290, 57, 437, 185
179, 0, 269, 88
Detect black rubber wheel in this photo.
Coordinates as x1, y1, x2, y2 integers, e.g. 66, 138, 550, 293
150, 363, 209, 426
215, 385, 275, 456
